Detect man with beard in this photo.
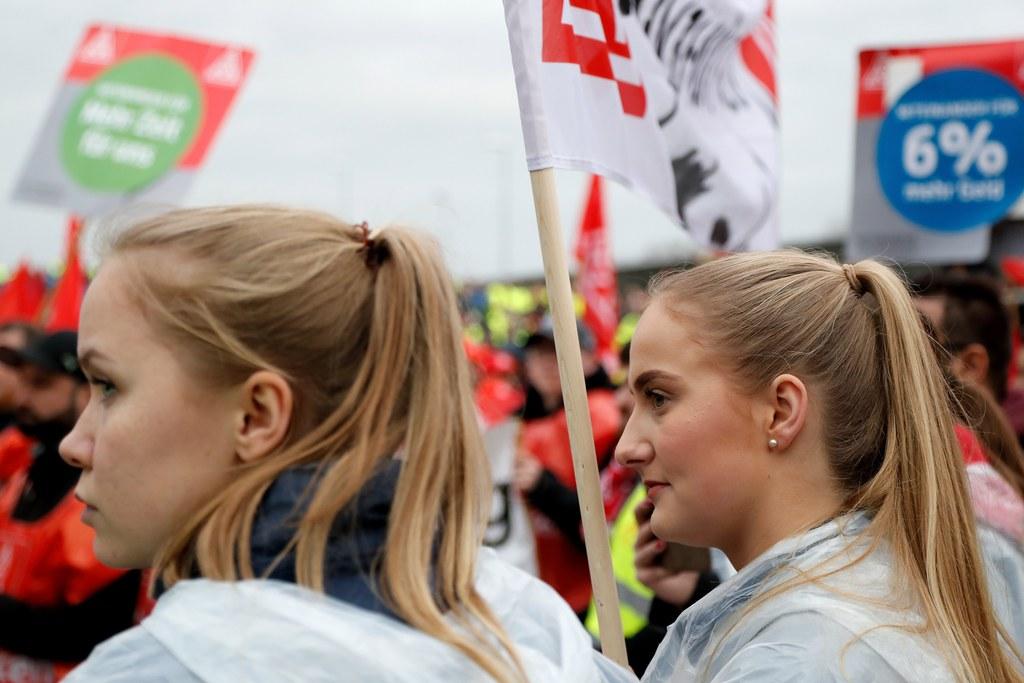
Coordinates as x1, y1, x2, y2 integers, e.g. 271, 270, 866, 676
0, 331, 141, 682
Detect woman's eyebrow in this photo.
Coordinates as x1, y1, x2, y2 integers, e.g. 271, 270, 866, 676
632, 369, 676, 393
79, 347, 113, 373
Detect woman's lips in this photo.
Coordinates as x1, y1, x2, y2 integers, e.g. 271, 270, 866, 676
75, 494, 98, 523
645, 480, 669, 499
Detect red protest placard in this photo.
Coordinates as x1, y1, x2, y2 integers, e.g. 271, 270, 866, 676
13, 24, 255, 216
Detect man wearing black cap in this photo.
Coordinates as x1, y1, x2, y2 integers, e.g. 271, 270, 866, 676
3, 331, 89, 446
0, 331, 141, 681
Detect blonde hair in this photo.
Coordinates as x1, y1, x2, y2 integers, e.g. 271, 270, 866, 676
651, 249, 1022, 682
103, 205, 525, 682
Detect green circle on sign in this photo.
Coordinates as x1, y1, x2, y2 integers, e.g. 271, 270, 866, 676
61, 54, 202, 192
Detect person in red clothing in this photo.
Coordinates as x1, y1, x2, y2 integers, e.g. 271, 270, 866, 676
513, 320, 621, 615
951, 383, 1024, 545
0, 323, 41, 489
0, 332, 141, 682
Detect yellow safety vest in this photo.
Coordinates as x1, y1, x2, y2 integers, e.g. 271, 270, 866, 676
584, 485, 653, 638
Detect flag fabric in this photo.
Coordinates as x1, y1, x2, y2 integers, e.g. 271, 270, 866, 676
0, 263, 46, 325
503, 0, 779, 251
1003, 257, 1024, 287
574, 175, 619, 372
45, 216, 88, 332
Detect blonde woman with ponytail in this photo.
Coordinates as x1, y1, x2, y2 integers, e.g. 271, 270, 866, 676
57, 206, 633, 683
618, 250, 1024, 681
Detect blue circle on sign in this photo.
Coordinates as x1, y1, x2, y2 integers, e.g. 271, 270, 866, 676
876, 68, 1024, 232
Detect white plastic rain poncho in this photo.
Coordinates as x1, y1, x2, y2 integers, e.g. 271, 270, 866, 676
642, 513, 961, 682
64, 547, 637, 683
977, 520, 1024, 650
966, 457, 1024, 649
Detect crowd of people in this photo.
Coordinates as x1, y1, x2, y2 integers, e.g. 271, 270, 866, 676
0, 327, 147, 681
0, 205, 1021, 681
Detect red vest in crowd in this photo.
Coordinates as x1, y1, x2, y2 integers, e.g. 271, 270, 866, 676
0, 472, 125, 682
0, 429, 32, 491
521, 389, 620, 613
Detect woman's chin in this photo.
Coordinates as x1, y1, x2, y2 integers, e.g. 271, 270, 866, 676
651, 505, 703, 546
94, 539, 147, 570
650, 506, 681, 543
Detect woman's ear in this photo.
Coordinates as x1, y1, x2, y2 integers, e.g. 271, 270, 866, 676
952, 343, 990, 391
233, 370, 293, 464
766, 373, 809, 452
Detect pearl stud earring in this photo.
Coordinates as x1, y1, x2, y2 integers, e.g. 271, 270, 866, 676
768, 438, 779, 449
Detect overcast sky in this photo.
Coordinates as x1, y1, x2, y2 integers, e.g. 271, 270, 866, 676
1, 0, 1022, 279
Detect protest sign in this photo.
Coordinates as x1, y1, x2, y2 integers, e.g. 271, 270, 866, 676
848, 39, 1024, 262
13, 24, 254, 216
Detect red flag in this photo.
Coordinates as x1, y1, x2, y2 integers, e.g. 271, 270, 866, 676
45, 216, 88, 332
0, 262, 46, 325
574, 175, 619, 372
1003, 257, 1024, 287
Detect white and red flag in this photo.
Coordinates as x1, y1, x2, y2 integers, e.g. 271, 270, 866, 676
503, 0, 779, 251
574, 175, 620, 372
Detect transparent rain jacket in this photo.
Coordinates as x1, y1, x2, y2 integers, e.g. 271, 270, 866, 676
978, 522, 1024, 650
967, 457, 1024, 649
643, 514, 965, 682
64, 548, 638, 683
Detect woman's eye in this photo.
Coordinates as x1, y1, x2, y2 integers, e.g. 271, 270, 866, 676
92, 379, 117, 401
646, 389, 667, 409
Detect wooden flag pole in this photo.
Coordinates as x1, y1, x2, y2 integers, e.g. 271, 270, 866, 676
528, 168, 628, 666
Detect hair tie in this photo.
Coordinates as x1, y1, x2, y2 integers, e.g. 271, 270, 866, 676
356, 220, 388, 270
842, 264, 864, 296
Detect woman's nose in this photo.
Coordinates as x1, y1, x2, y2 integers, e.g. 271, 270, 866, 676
615, 411, 654, 468
59, 409, 93, 470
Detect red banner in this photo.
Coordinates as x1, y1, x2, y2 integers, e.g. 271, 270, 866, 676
574, 175, 619, 371
45, 217, 88, 332
0, 265, 46, 325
